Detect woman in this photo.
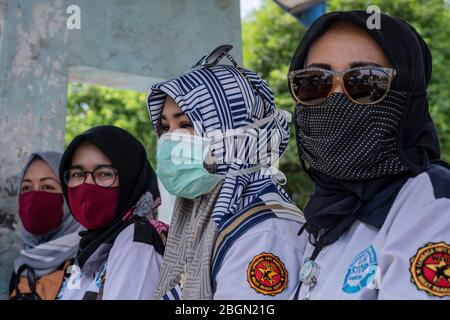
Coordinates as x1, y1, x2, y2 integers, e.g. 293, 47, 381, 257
147, 45, 307, 299
10, 151, 82, 300
59, 125, 167, 300
288, 11, 450, 299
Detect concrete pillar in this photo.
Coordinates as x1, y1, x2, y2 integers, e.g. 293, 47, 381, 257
0, 0, 241, 298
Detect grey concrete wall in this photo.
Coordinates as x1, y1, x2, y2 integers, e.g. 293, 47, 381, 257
0, 0, 241, 298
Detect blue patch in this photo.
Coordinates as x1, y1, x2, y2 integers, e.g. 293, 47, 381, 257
56, 277, 68, 300
95, 264, 107, 289
342, 245, 378, 294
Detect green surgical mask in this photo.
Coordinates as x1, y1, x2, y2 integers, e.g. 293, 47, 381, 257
156, 109, 290, 199
156, 133, 224, 199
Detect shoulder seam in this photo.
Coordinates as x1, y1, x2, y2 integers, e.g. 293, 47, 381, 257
228, 220, 306, 252
425, 165, 450, 200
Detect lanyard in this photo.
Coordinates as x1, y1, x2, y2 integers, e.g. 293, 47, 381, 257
293, 227, 325, 300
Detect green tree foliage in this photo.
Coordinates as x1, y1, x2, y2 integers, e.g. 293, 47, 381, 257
67, 0, 450, 210
242, 0, 312, 207
66, 84, 157, 166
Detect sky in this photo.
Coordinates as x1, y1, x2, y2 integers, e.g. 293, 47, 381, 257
240, 0, 263, 18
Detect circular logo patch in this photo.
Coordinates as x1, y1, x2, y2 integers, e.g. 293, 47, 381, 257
342, 245, 378, 294
247, 252, 288, 296
410, 242, 450, 297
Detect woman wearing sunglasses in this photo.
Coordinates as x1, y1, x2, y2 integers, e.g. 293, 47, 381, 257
10, 151, 82, 300
148, 45, 308, 299
59, 125, 167, 300
288, 11, 450, 299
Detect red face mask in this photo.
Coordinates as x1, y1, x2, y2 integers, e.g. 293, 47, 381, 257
19, 191, 64, 235
68, 184, 119, 230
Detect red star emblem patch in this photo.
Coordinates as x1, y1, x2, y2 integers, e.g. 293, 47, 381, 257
247, 252, 288, 296
410, 242, 450, 297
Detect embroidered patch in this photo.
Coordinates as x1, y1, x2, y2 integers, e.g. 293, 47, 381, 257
342, 245, 378, 294
247, 252, 288, 296
410, 242, 450, 297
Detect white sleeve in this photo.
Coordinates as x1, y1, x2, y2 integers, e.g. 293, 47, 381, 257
102, 224, 163, 300
213, 218, 307, 300
378, 175, 450, 300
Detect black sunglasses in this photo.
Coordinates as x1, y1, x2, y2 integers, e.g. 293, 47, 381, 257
288, 66, 397, 105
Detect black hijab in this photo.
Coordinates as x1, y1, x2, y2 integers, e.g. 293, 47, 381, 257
59, 125, 160, 268
290, 11, 442, 248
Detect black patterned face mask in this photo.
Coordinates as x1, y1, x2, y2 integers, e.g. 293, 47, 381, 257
295, 91, 409, 180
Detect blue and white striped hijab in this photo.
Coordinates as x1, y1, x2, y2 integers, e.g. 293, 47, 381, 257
148, 65, 292, 226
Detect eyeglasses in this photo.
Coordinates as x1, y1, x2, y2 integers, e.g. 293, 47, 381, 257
191, 44, 259, 95
288, 66, 396, 105
63, 166, 118, 188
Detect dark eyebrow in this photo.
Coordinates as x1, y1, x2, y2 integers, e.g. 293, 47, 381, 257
161, 112, 187, 121
40, 177, 59, 183
69, 164, 114, 170
174, 112, 186, 119
21, 179, 32, 183
306, 61, 383, 70
306, 63, 331, 70
350, 61, 382, 68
